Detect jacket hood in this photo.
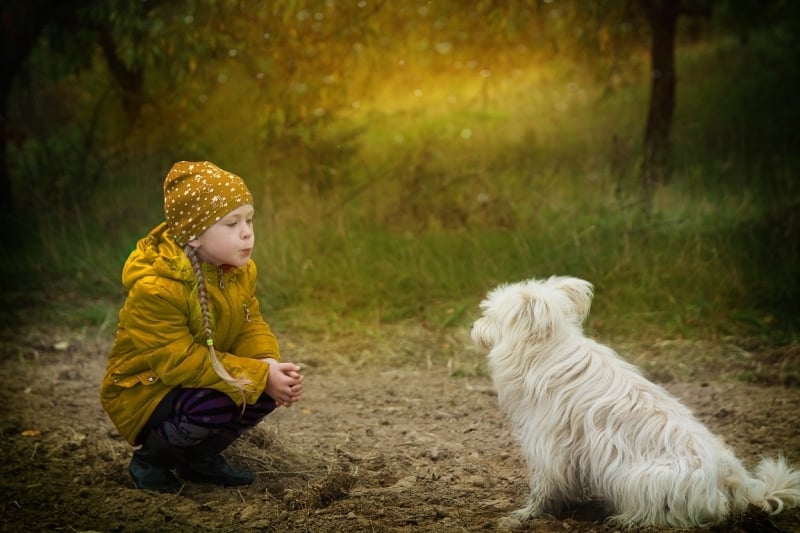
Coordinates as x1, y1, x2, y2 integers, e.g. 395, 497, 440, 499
122, 222, 194, 290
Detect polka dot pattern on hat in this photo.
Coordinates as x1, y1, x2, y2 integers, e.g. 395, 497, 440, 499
163, 161, 253, 245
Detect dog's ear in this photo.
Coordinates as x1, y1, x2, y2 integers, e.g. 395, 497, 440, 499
483, 281, 561, 344
515, 288, 560, 341
546, 276, 594, 323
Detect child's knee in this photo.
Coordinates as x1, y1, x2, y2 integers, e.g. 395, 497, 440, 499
160, 419, 212, 448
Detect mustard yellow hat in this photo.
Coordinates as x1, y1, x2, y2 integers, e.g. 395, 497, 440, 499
163, 161, 253, 245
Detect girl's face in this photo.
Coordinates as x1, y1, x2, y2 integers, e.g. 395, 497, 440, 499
189, 204, 255, 267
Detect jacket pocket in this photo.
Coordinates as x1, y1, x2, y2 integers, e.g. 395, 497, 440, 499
111, 370, 160, 388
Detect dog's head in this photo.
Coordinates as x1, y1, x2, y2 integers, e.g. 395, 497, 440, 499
471, 276, 594, 351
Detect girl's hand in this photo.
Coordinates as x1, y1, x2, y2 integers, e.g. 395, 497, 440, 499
261, 358, 304, 407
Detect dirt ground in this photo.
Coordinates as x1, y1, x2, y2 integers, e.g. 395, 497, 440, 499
1, 324, 799, 533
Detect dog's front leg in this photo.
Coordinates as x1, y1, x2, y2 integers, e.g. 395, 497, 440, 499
510, 493, 551, 521
509, 471, 563, 521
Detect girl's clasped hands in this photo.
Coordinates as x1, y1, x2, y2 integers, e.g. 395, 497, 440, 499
261, 358, 304, 407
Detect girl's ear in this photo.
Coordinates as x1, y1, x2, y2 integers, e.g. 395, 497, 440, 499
188, 239, 201, 249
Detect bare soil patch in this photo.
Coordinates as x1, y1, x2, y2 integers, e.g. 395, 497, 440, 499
1, 326, 799, 532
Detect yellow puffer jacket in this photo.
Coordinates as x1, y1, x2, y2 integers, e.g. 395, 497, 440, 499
100, 222, 280, 445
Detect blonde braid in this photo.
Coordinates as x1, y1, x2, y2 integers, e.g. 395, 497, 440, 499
184, 244, 250, 407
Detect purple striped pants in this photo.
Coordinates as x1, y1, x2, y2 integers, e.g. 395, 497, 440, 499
137, 387, 276, 448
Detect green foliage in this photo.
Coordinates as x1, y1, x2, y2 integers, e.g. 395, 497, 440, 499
4, 4, 799, 345
256, 172, 791, 342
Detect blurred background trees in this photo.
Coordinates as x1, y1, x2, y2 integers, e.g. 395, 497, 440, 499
1, 0, 798, 338
3, 0, 797, 213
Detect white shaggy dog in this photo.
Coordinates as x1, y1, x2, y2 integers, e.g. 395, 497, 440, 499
471, 276, 800, 528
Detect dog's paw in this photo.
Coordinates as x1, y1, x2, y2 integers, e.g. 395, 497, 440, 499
497, 515, 525, 530
509, 506, 535, 521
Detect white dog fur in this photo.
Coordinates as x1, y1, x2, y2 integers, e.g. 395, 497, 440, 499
471, 276, 800, 528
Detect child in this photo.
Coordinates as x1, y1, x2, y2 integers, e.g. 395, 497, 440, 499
100, 161, 304, 493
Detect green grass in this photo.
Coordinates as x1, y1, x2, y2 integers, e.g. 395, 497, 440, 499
256, 185, 785, 343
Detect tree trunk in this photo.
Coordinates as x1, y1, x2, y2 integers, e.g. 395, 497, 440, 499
97, 28, 144, 125
640, 0, 679, 197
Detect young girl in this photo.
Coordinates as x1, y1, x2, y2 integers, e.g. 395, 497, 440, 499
100, 161, 304, 493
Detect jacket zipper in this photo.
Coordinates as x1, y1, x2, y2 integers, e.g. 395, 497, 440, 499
216, 267, 233, 342
218, 267, 250, 323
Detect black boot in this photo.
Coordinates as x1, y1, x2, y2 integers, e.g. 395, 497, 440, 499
178, 431, 255, 486
128, 432, 184, 493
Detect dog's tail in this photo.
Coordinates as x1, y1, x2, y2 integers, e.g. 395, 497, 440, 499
746, 456, 800, 514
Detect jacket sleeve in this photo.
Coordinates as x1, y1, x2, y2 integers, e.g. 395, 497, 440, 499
229, 262, 281, 361
122, 278, 269, 404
